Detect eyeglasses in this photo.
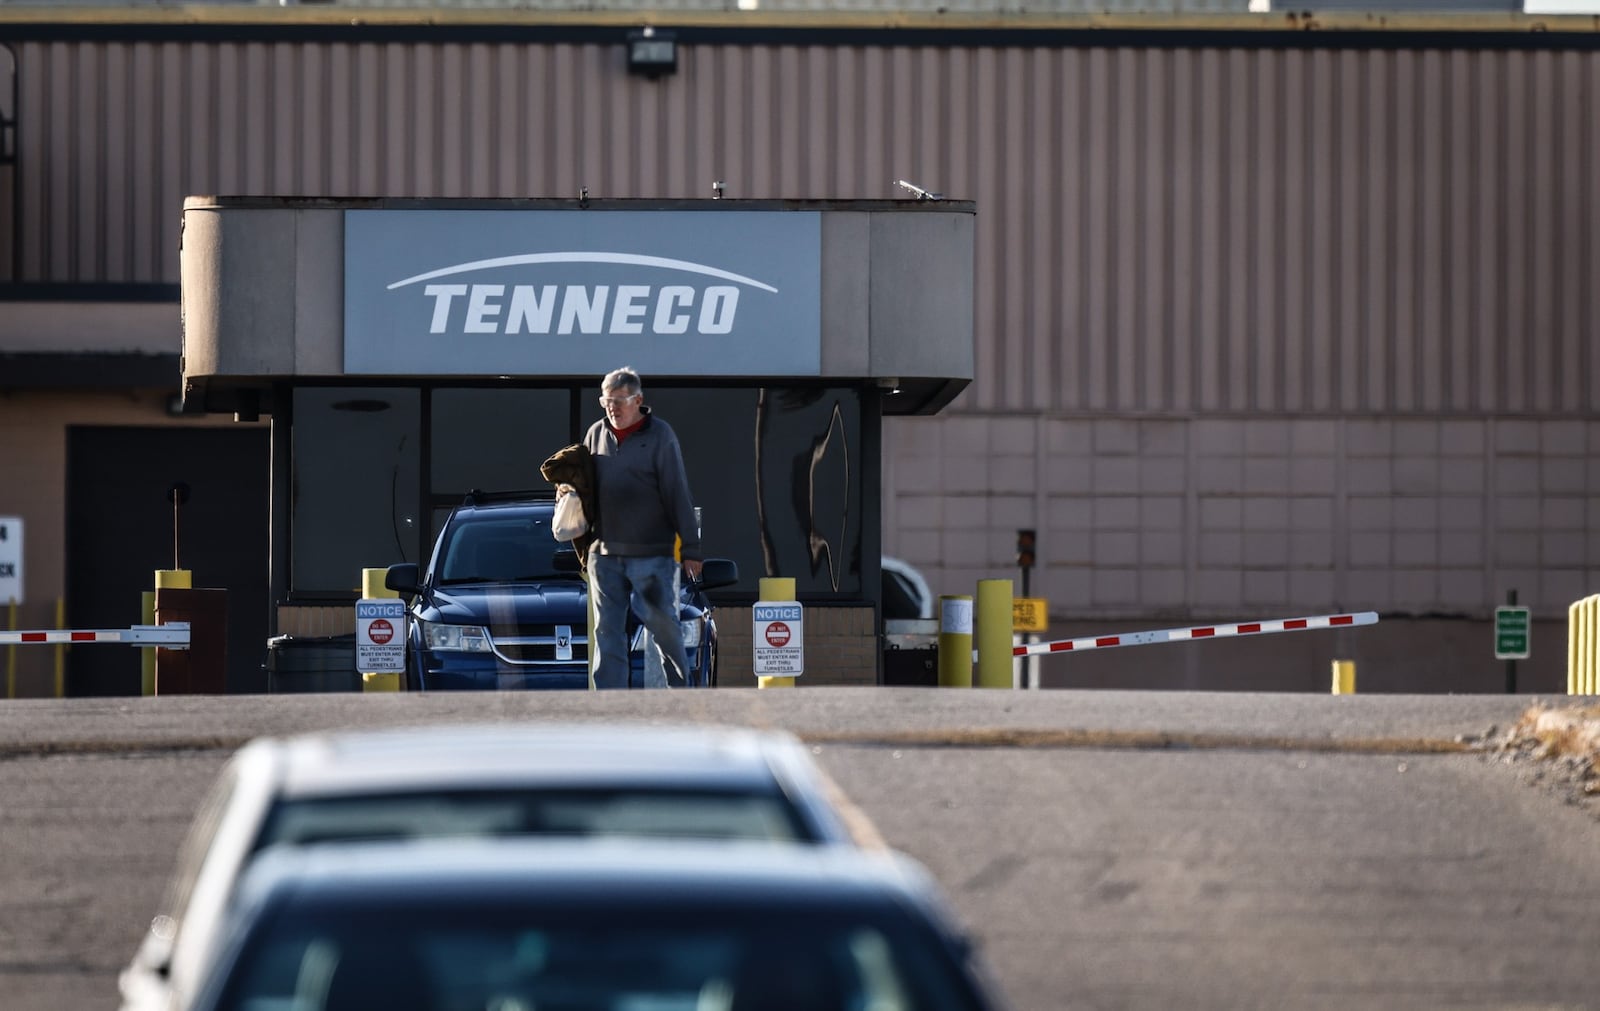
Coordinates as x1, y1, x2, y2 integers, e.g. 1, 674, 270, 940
598, 394, 639, 408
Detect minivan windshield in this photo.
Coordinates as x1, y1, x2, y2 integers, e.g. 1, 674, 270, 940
437, 513, 574, 584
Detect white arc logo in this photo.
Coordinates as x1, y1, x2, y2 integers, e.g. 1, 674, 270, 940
388, 251, 779, 336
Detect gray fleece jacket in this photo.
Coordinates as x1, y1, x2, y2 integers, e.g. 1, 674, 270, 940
582, 407, 701, 561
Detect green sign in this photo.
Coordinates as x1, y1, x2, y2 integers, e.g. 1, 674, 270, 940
1494, 606, 1530, 660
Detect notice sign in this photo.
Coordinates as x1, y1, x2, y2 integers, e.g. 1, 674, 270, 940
753, 601, 804, 676
0, 517, 20, 604
357, 598, 407, 673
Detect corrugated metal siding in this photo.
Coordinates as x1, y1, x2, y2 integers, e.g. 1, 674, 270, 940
10, 39, 1600, 414
0, 42, 14, 280
0, 0, 1255, 7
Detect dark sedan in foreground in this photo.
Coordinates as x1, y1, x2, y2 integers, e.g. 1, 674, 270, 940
192, 838, 1008, 1011
119, 724, 867, 1011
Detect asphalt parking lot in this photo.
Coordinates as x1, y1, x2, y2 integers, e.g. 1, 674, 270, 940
0, 687, 1595, 1011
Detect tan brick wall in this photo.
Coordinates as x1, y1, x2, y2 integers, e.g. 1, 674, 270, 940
276, 605, 356, 637
716, 605, 878, 687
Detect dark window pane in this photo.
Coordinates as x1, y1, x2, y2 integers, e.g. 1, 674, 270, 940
432, 389, 572, 496
291, 388, 420, 594
606, 385, 863, 598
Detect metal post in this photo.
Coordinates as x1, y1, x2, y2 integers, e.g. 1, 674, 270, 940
1505, 588, 1518, 695
1016, 530, 1039, 689
168, 482, 190, 572
1020, 566, 1039, 690
53, 596, 63, 698
5, 597, 14, 698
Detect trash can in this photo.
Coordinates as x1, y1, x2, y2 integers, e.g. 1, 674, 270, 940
882, 619, 938, 686
266, 633, 361, 693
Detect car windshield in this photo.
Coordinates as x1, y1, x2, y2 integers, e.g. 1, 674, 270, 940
214, 899, 988, 1011
436, 513, 574, 584
254, 788, 816, 848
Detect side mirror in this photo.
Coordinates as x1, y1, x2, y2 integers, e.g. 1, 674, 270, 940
696, 557, 738, 591
384, 562, 422, 596
552, 549, 582, 574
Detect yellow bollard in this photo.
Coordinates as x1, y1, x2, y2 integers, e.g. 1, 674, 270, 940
360, 568, 403, 692
757, 577, 796, 689
1591, 596, 1600, 694
141, 590, 156, 696
54, 596, 66, 698
155, 569, 192, 591
1583, 596, 1600, 695
1570, 598, 1582, 696
937, 594, 973, 688
975, 579, 1014, 689
1331, 659, 1356, 695
1574, 596, 1591, 696
151, 570, 192, 697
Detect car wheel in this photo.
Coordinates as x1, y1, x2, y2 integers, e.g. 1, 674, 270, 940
706, 632, 718, 689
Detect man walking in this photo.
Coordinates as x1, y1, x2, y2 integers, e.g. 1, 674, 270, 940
584, 367, 703, 689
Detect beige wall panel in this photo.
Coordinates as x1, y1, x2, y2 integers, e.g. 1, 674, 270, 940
9, 38, 1600, 415
0, 392, 252, 697
0, 302, 178, 354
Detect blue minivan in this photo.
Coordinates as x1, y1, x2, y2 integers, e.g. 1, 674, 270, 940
383, 492, 736, 690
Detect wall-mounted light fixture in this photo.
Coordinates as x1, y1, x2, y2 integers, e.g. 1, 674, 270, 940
627, 27, 677, 78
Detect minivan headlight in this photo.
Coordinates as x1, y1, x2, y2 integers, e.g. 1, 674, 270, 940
422, 622, 491, 653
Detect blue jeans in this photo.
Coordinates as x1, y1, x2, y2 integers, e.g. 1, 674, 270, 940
589, 553, 688, 690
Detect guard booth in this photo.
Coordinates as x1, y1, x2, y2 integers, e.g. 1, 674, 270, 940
179, 197, 974, 685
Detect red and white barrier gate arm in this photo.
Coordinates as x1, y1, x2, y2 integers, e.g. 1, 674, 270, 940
0, 623, 190, 649
1013, 611, 1378, 657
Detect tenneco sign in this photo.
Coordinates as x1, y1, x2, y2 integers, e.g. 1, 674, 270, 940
344, 210, 822, 376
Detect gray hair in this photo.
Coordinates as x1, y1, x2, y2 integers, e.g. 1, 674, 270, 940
601, 367, 642, 396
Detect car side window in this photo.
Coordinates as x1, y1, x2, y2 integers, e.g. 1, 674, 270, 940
160, 761, 241, 927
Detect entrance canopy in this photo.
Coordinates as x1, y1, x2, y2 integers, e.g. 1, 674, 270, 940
179, 197, 975, 417
178, 197, 976, 621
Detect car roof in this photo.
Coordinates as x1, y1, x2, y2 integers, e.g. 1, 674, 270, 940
453, 492, 556, 515
235, 836, 944, 912
881, 555, 934, 620
254, 723, 810, 798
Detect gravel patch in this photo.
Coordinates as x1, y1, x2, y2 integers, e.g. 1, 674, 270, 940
1465, 701, 1600, 819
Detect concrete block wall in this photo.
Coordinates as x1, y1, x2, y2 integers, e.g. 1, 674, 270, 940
885, 414, 1600, 623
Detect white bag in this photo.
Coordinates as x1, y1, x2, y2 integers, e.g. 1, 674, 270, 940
551, 484, 589, 542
